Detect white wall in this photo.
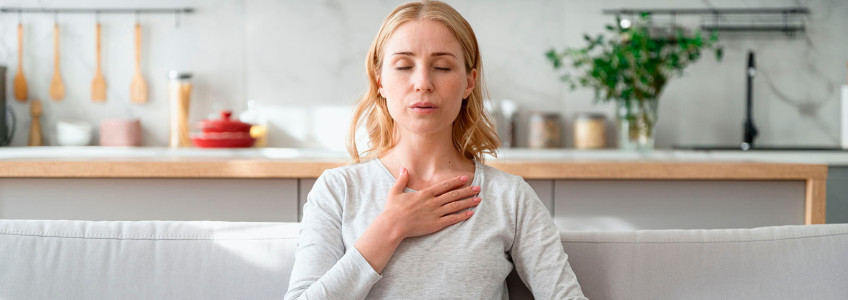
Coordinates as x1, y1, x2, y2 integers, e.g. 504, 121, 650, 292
2, 0, 847, 149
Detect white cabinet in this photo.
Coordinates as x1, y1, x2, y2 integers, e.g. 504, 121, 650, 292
553, 180, 806, 231
0, 178, 300, 221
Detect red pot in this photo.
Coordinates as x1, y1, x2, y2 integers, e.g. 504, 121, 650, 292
191, 110, 255, 148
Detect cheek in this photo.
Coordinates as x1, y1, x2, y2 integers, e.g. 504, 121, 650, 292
380, 72, 406, 97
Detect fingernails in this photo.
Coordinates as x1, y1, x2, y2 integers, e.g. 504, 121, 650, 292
399, 167, 406, 175
473, 197, 481, 203
459, 175, 468, 182
466, 211, 474, 216
471, 186, 480, 192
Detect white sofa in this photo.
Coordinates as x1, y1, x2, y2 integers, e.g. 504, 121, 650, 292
1, 220, 846, 300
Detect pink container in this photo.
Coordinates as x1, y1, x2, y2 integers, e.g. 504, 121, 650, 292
100, 119, 142, 146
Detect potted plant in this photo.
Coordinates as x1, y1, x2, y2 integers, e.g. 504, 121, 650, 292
546, 13, 723, 150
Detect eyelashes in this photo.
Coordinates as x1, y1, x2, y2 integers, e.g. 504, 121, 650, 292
393, 66, 452, 71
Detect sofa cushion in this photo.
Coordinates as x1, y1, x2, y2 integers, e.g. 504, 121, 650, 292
0, 220, 299, 300
560, 224, 848, 299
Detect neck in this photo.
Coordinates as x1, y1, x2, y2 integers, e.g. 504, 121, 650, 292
380, 129, 473, 182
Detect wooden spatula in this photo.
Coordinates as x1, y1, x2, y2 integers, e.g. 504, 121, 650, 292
13, 23, 27, 102
49, 23, 65, 101
91, 22, 106, 102
28, 100, 42, 146
130, 23, 148, 103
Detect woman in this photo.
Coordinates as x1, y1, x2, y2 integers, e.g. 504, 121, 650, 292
285, 1, 586, 299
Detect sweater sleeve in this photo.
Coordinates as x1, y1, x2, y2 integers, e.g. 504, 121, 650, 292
284, 171, 382, 300
510, 180, 588, 300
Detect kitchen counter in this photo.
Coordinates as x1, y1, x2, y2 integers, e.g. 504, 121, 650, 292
0, 146, 833, 179
0, 147, 831, 225
2, 146, 845, 162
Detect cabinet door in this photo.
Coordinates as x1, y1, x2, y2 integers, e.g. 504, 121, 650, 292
0, 178, 299, 221
553, 180, 805, 231
827, 167, 848, 224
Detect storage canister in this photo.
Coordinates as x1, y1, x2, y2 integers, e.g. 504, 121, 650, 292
574, 113, 606, 149
528, 112, 561, 149
168, 71, 193, 148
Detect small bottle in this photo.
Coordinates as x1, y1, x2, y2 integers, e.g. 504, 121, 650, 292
168, 71, 193, 148
842, 63, 848, 149
500, 100, 518, 148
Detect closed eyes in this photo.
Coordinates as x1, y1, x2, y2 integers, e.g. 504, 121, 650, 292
394, 66, 452, 71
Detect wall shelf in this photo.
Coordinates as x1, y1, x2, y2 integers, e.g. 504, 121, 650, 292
602, 7, 809, 35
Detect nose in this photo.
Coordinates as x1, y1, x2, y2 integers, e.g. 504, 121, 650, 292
413, 67, 434, 94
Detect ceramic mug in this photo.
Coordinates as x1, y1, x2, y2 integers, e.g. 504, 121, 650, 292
100, 119, 141, 146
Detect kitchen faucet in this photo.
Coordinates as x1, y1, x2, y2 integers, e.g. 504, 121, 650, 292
742, 50, 759, 150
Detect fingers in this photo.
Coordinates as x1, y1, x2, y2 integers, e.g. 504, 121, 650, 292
439, 210, 475, 228
435, 185, 480, 206
421, 175, 469, 197
389, 167, 409, 195
436, 196, 481, 216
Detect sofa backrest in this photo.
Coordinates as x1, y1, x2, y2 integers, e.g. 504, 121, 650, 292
0, 221, 299, 300
2, 220, 847, 299
558, 224, 848, 299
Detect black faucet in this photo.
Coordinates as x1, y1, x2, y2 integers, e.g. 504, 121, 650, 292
742, 50, 758, 150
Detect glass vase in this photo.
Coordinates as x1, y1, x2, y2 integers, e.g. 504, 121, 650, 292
617, 98, 658, 150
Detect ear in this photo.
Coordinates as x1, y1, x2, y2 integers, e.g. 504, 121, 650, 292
464, 68, 477, 98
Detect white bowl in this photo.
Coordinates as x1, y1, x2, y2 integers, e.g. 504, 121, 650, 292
56, 120, 93, 146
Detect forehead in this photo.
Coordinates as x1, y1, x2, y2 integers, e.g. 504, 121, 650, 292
384, 19, 463, 55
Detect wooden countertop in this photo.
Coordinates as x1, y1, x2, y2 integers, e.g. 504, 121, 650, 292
0, 158, 827, 180
0, 148, 827, 224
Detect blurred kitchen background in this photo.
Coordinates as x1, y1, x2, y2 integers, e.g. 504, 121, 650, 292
1, 0, 847, 150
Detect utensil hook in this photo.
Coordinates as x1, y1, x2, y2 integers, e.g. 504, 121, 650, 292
174, 10, 181, 28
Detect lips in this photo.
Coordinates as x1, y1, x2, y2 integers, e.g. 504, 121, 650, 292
409, 102, 439, 114
409, 102, 439, 109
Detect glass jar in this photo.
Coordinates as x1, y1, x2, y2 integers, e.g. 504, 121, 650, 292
573, 113, 606, 149
617, 98, 658, 150
528, 112, 561, 149
168, 71, 193, 148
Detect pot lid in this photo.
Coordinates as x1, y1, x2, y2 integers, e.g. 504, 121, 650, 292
197, 110, 252, 133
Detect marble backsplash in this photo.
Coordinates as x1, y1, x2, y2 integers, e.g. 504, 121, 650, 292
1, 0, 846, 149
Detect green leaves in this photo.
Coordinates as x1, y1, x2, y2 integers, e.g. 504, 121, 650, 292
546, 14, 722, 104
545, 49, 561, 68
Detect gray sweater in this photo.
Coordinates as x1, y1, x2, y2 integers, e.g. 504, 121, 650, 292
285, 159, 587, 299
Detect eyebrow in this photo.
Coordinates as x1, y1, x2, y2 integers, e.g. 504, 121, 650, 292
392, 51, 457, 58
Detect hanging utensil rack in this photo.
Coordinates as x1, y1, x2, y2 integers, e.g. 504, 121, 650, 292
0, 7, 193, 14
1, 7, 194, 27
602, 7, 810, 36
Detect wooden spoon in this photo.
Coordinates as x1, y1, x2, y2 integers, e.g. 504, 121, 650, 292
13, 23, 27, 102
49, 23, 66, 101
28, 100, 42, 146
130, 23, 148, 103
91, 22, 106, 102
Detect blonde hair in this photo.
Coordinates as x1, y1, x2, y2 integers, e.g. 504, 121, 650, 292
347, 0, 500, 164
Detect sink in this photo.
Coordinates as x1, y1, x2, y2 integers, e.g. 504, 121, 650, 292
674, 145, 846, 151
